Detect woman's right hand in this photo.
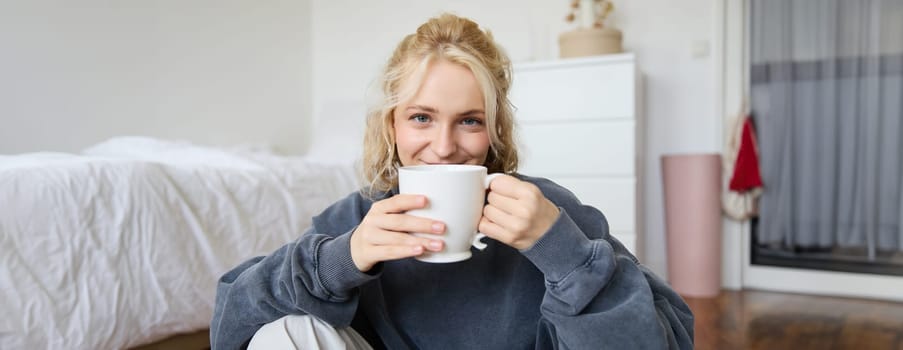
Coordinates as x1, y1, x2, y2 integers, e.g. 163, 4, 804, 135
350, 194, 446, 272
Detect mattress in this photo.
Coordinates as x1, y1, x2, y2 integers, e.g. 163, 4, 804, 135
0, 137, 360, 349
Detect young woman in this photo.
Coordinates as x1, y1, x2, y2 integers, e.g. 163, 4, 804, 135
211, 13, 693, 349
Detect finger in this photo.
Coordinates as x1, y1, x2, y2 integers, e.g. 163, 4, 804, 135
478, 217, 510, 242
486, 191, 525, 217
372, 213, 446, 235
488, 176, 541, 201
486, 174, 524, 197
369, 244, 428, 261
364, 230, 445, 251
483, 204, 525, 233
372, 194, 429, 214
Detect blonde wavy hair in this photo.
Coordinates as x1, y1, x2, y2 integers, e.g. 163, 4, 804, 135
361, 13, 518, 195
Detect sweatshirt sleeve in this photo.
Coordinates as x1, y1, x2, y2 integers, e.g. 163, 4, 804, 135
520, 179, 694, 350
209, 193, 379, 350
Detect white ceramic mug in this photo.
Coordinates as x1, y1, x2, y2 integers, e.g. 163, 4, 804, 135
398, 164, 500, 263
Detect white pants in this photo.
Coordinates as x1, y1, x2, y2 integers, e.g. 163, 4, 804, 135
248, 315, 374, 350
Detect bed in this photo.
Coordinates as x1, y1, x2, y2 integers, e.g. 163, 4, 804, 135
0, 136, 361, 349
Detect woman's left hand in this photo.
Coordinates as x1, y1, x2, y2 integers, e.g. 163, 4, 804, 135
479, 175, 560, 250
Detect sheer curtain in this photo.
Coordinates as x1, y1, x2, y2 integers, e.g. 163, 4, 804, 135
751, 0, 903, 258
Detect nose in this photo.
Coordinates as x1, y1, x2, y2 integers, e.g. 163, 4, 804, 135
431, 126, 457, 159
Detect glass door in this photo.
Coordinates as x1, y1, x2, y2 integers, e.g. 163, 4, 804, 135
722, 0, 903, 302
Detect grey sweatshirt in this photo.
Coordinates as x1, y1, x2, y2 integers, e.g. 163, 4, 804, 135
210, 175, 694, 349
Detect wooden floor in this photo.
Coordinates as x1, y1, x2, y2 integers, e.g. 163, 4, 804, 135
686, 289, 903, 350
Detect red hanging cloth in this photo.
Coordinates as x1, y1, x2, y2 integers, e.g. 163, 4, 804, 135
728, 116, 763, 191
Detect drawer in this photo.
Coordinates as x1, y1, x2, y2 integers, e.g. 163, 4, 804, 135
548, 176, 636, 232
518, 120, 635, 177
510, 61, 635, 122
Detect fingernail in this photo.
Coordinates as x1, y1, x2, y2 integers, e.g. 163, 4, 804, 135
429, 240, 442, 250
431, 223, 444, 233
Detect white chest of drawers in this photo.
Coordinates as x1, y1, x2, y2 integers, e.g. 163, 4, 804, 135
510, 53, 643, 257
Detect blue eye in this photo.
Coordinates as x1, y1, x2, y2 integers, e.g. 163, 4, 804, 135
461, 118, 483, 126
411, 114, 430, 123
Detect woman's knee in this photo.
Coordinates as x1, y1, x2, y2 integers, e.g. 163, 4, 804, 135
248, 315, 372, 350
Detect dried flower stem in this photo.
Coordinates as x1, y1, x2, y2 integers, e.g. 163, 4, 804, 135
564, 0, 615, 29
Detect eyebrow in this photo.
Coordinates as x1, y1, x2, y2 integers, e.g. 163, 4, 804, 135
406, 105, 485, 116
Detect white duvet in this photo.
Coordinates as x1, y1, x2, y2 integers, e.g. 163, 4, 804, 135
0, 137, 361, 349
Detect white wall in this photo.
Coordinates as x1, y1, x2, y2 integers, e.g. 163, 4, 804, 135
0, 0, 721, 277
308, 0, 558, 158
618, 0, 721, 277
310, 0, 720, 277
0, 0, 313, 154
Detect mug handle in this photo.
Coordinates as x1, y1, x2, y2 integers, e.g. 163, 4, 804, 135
472, 173, 502, 250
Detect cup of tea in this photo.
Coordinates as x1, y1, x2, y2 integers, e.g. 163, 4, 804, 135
398, 164, 500, 263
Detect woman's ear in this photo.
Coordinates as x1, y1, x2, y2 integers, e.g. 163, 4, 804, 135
388, 107, 399, 131
391, 145, 402, 166
387, 118, 396, 141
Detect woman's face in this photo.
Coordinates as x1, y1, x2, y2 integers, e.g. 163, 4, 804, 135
393, 60, 491, 167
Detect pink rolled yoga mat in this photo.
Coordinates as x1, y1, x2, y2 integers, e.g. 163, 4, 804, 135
661, 153, 722, 298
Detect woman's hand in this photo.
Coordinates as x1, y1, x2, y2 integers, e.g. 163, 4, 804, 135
479, 175, 560, 250
350, 194, 446, 272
